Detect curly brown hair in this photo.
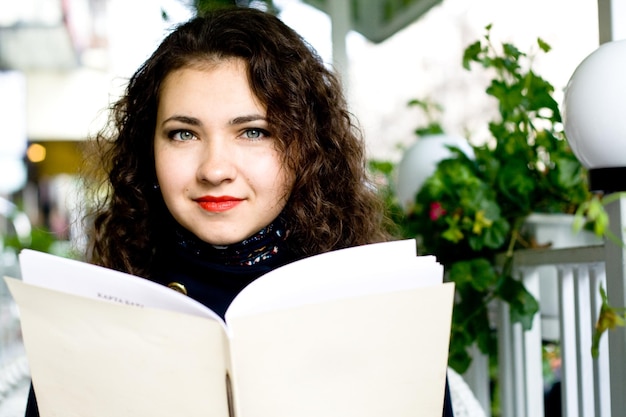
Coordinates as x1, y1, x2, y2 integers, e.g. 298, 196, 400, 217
86, 7, 392, 278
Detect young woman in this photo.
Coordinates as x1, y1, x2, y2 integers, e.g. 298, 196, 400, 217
26, 6, 453, 416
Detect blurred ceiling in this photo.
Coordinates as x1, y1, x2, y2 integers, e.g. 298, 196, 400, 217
0, 25, 78, 71
302, 0, 442, 43
0, 0, 105, 71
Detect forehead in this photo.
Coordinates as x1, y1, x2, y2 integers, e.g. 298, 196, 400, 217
161, 57, 247, 90
157, 59, 265, 115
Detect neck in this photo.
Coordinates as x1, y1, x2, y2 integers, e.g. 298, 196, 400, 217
171, 217, 290, 267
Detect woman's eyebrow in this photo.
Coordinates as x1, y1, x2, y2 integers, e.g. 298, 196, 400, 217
161, 115, 202, 126
230, 114, 267, 125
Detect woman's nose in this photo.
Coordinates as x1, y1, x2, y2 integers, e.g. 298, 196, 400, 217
196, 139, 237, 185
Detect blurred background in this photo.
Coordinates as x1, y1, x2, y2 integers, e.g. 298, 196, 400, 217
0, 0, 621, 416
0, 0, 605, 253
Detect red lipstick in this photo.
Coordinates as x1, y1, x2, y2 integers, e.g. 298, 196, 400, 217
195, 196, 242, 212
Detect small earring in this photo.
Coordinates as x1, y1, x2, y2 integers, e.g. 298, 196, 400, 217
153, 183, 160, 190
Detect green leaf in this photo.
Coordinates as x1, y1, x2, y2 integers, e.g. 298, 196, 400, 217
414, 123, 444, 136
501, 43, 524, 73
487, 80, 524, 114
449, 258, 498, 292
553, 156, 585, 189
482, 218, 510, 249
496, 161, 536, 212
448, 327, 473, 373
462, 41, 483, 70
497, 275, 540, 330
537, 37, 552, 53
442, 223, 464, 243
592, 284, 626, 357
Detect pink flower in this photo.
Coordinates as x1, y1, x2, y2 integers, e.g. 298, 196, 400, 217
429, 202, 447, 221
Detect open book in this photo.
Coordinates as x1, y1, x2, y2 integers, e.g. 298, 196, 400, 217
5, 239, 455, 417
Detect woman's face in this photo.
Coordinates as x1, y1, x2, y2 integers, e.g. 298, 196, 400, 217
154, 59, 294, 246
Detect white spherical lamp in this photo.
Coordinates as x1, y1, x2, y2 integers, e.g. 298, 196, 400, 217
562, 39, 626, 192
395, 134, 474, 210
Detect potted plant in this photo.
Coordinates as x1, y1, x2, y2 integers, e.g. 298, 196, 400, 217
387, 24, 598, 373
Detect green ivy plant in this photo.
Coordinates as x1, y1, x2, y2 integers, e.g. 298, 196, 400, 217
393, 24, 595, 373
191, 0, 277, 15
163, 0, 278, 20
407, 98, 445, 137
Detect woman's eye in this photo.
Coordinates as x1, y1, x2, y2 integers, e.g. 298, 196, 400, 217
243, 128, 269, 140
170, 130, 196, 141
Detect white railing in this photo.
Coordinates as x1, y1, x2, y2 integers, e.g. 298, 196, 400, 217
498, 245, 610, 417
471, 196, 626, 417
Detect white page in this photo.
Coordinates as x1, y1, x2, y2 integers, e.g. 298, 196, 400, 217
19, 240, 432, 328
18, 249, 221, 322
226, 239, 441, 320
229, 283, 455, 417
5, 277, 231, 417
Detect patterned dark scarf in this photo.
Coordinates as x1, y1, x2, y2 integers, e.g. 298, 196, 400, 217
172, 216, 290, 266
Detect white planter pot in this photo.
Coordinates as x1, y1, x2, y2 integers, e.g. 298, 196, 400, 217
523, 213, 602, 249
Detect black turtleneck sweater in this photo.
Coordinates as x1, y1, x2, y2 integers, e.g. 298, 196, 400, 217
151, 218, 298, 318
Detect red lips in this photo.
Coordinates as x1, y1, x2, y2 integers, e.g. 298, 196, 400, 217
195, 196, 243, 212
